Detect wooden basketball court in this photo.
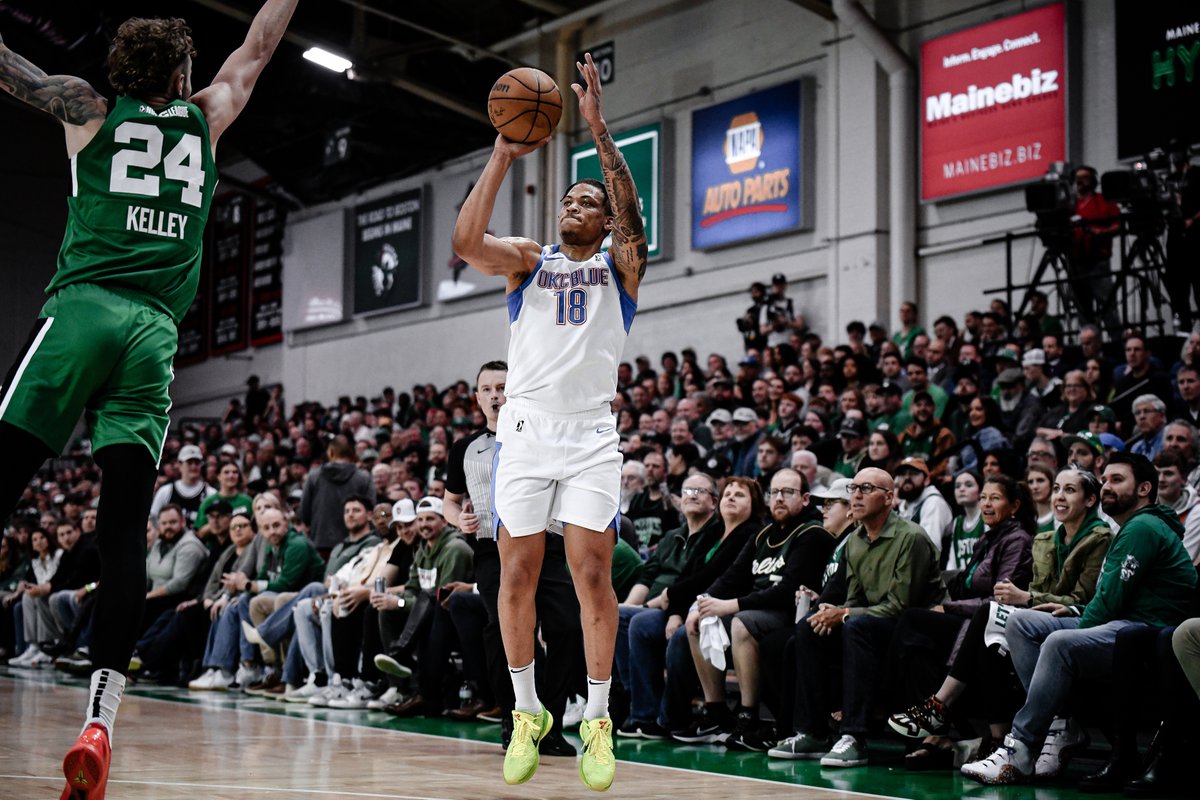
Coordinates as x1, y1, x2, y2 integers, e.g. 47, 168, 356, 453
0, 668, 950, 800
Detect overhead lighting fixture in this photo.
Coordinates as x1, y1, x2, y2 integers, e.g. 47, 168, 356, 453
303, 47, 353, 73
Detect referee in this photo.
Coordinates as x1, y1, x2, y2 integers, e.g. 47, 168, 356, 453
443, 360, 581, 755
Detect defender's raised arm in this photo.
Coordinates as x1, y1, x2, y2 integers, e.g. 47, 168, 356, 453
191, 0, 300, 146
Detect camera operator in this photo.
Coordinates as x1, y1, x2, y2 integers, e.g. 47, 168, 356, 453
1166, 141, 1200, 330
738, 282, 769, 353
761, 273, 804, 348
1070, 165, 1122, 330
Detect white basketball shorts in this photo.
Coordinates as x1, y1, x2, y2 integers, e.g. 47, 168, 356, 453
492, 397, 622, 537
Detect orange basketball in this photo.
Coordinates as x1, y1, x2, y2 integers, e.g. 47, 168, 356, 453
487, 67, 563, 144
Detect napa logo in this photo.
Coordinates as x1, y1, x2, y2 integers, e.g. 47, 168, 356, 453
724, 113, 763, 174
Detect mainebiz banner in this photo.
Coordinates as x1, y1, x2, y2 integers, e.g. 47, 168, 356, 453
920, 3, 1067, 201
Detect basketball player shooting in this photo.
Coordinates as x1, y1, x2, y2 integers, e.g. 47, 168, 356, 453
0, 3, 298, 798
452, 53, 647, 791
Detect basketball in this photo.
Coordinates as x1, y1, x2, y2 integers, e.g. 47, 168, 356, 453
487, 67, 563, 144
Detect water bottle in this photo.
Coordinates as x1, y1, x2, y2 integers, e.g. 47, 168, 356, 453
458, 681, 473, 708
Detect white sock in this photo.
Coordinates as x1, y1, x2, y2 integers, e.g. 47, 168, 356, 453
584, 676, 611, 721
509, 661, 540, 714
83, 669, 126, 738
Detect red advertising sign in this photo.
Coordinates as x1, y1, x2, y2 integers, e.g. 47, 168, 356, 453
920, 3, 1066, 201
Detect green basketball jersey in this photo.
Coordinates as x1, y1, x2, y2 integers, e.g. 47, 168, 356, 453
47, 95, 217, 323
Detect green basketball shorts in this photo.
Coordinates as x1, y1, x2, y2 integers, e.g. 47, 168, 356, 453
0, 282, 176, 464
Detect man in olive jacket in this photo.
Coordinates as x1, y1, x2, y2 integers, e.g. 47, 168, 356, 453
779, 466, 944, 766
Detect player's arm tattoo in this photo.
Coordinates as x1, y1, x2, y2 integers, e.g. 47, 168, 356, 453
595, 127, 649, 280
0, 36, 106, 126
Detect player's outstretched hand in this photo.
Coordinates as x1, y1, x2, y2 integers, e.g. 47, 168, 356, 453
494, 133, 550, 160
571, 52, 605, 131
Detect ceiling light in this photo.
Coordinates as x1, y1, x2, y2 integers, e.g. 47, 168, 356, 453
303, 47, 353, 73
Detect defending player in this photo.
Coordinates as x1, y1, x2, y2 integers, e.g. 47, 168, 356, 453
452, 53, 647, 791
0, 3, 298, 798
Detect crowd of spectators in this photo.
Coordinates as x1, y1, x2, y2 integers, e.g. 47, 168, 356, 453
3, 287, 1200, 792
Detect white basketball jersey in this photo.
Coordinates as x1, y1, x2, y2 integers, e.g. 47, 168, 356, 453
504, 245, 636, 413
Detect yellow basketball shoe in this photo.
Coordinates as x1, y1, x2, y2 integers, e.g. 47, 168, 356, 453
503, 707, 552, 785
579, 717, 616, 791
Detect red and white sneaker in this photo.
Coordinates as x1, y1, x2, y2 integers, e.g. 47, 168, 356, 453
60, 723, 110, 800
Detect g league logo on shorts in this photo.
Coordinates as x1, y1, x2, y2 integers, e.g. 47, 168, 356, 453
515, 419, 524, 433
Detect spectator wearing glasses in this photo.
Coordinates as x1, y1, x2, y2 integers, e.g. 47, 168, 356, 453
1036, 370, 1094, 440
672, 469, 833, 750
1129, 394, 1169, 459
620, 475, 756, 740
774, 468, 943, 765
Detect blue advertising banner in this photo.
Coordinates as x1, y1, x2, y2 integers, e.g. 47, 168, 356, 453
691, 81, 803, 249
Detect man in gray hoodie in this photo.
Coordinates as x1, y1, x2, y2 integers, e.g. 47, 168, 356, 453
300, 434, 376, 554
143, 504, 209, 633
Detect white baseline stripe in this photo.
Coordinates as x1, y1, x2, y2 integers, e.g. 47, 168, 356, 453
0, 317, 54, 420
0, 775, 451, 800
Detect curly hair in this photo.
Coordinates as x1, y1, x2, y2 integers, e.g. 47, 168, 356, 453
108, 17, 197, 97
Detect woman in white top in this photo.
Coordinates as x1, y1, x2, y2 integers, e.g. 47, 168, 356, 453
9, 527, 63, 667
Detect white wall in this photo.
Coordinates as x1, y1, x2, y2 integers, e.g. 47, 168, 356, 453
172, 0, 1125, 418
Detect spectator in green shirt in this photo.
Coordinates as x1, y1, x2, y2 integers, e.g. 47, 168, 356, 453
194, 461, 254, 547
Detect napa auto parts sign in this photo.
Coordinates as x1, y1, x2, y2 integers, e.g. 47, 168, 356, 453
921, 3, 1067, 201
692, 81, 804, 249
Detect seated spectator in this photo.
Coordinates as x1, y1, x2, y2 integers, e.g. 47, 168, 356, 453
673, 469, 832, 748
1175, 365, 1200, 427
775, 467, 943, 765
895, 458, 952, 558
883, 474, 1034, 769
901, 358, 949, 420
728, 407, 764, 476
1111, 336, 1171, 434
132, 508, 262, 684
1129, 394, 1168, 458
943, 470, 984, 573
954, 396, 1011, 476
889, 467, 1111, 776
616, 473, 722, 734
194, 462, 254, 546
624, 452, 678, 550
1022, 349, 1061, 406
961, 453, 1196, 786
381, 497, 474, 717
1035, 370, 1094, 439
1061, 431, 1106, 477
1152, 449, 1200, 562
143, 506, 209, 634
996, 369, 1043, 452
6, 527, 62, 667
860, 429, 900, 476
898, 392, 956, 481
1026, 463, 1056, 534
189, 502, 324, 691
833, 417, 869, 478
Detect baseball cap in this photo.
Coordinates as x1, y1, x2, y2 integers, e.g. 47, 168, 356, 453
837, 416, 867, 438
391, 498, 417, 525
911, 390, 935, 406
1022, 348, 1046, 367
996, 368, 1024, 387
219, 443, 238, 457
361, 448, 379, 461
895, 456, 930, 476
810, 477, 852, 502
995, 346, 1021, 362
771, 272, 787, 284
732, 407, 758, 424
207, 499, 234, 517
1062, 432, 1103, 456
706, 408, 733, 427
739, 355, 760, 367
1098, 433, 1125, 451
178, 444, 203, 462
1089, 405, 1117, 424
415, 496, 444, 517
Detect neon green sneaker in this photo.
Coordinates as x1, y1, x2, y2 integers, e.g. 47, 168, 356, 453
579, 717, 616, 791
503, 707, 552, 785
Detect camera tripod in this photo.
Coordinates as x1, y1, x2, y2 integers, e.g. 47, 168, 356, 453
1095, 225, 1169, 335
